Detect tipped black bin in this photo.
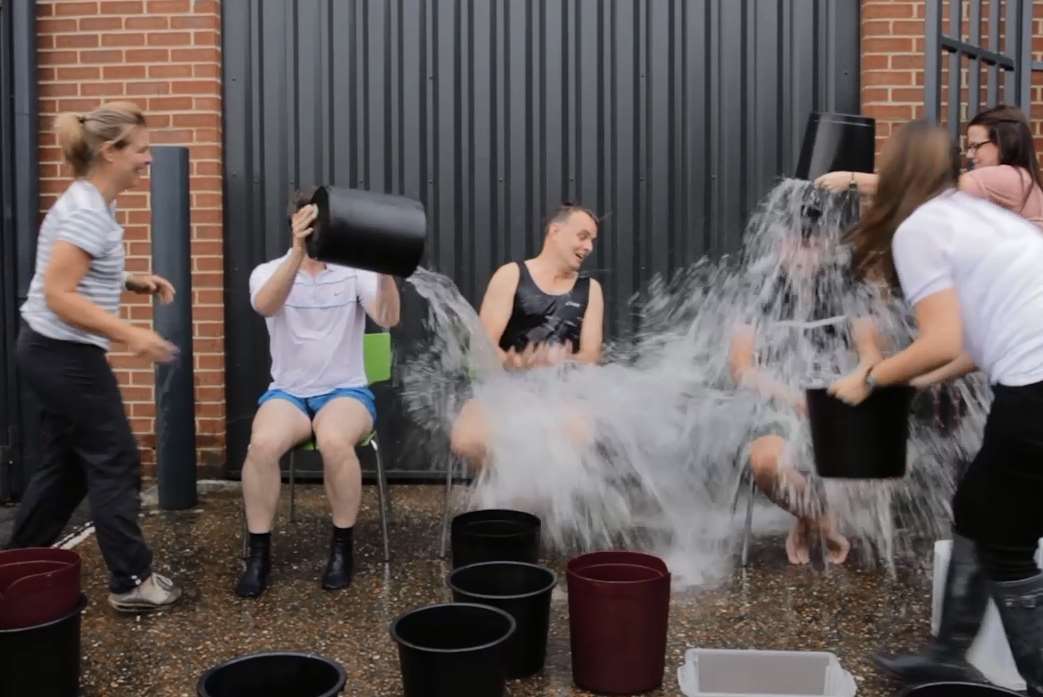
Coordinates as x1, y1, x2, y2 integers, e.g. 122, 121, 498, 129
197, 652, 346, 697
795, 112, 876, 181
899, 683, 1023, 697
806, 386, 915, 479
390, 602, 515, 697
308, 186, 426, 278
448, 561, 557, 679
0, 593, 86, 697
451, 509, 541, 569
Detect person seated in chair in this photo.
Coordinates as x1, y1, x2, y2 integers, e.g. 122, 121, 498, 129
449, 203, 605, 471
236, 189, 401, 598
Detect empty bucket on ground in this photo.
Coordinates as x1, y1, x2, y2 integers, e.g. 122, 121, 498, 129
390, 602, 515, 697
448, 561, 556, 678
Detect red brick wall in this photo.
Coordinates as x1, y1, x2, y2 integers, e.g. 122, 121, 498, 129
861, 0, 1043, 164
35, 0, 224, 475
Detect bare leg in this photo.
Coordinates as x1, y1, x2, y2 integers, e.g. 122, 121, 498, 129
242, 399, 312, 533
450, 399, 491, 473
313, 398, 373, 528
748, 435, 849, 565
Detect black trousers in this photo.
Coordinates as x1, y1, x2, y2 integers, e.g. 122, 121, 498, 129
7, 325, 152, 593
954, 380, 1043, 582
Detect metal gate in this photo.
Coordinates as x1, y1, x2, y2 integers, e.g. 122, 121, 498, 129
925, 0, 1043, 136
0, 0, 38, 501
222, 0, 862, 477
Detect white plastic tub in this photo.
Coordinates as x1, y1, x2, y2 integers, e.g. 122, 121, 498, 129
678, 648, 857, 697
931, 538, 1043, 692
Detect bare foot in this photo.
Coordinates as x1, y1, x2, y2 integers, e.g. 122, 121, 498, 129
820, 525, 850, 565
785, 518, 811, 565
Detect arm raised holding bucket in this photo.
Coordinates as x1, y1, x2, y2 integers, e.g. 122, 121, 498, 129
825, 120, 1043, 690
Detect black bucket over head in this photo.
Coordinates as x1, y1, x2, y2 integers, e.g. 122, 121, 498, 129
197, 652, 346, 697
451, 509, 541, 569
307, 186, 426, 278
795, 112, 876, 181
448, 561, 557, 679
806, 385, 914, 479
390, 602, 516, 697
899, 682, 1024, 697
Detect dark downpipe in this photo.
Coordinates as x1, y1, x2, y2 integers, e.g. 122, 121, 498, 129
150, 146, 197, 510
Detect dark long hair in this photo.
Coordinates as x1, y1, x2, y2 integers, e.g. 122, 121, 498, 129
848, 121, 959, 286
967, 104, 1043, 209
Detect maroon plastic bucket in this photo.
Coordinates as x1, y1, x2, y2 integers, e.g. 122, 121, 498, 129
0, 548, 81, 629
566, 551, 670, 694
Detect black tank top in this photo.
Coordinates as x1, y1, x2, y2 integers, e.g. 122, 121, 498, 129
499, 261, 591, 353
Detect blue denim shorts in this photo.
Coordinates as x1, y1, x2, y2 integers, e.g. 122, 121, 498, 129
258, 387, 377, 425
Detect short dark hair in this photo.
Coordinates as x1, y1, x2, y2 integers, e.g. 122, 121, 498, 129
287, 186, 318, 222
543, 202, 600, 236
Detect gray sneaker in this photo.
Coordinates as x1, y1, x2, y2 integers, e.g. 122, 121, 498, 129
108, 573, 182, 613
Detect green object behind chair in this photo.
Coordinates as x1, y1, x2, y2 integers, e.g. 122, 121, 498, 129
363, 332, 392, 385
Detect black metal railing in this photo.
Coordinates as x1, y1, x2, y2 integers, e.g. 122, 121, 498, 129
925, 0, 1042, 138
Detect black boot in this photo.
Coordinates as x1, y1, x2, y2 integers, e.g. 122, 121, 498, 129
235, 532, 271, 598
992, 572, 1043, 696
322, 525, 354, 591
874, 534, 989, 684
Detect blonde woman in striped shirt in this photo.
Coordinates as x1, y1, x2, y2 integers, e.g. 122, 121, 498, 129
6, 102, 182, 612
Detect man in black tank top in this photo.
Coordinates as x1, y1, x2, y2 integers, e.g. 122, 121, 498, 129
450, 204, 605, 469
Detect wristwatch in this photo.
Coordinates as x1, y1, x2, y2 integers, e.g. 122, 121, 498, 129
864, 364, 878, 393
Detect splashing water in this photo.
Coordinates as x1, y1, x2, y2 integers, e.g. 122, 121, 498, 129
403, 179, 989, 586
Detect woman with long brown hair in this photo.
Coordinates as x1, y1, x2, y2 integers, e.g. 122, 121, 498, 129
829, 121, 1043, 694
5, 102, 182, 612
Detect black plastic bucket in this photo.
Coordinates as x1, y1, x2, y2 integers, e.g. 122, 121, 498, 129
447, 561, 556, 679
451, 509, 540, 569
197, 652, 346, 697
390, 602, 516, 697
0, 593, 86, 697
567, 551, 671, 694
308, 186, 426, 278
795, 112, 876, 181
899, 683, 1023, 697
806, 385, 914, 479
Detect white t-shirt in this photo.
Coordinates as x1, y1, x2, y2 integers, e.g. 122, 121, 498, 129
249, 252, 379, 396
893, 190, 1043, 386
21, 179, 125, 350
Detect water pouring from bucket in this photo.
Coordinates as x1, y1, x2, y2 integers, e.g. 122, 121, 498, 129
307, 186, 427, 278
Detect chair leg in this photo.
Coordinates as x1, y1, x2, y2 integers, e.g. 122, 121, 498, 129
371, 437, 391, 564
440, 456, 455, 559
742, 476, 755, 567
289, 449, 297, 524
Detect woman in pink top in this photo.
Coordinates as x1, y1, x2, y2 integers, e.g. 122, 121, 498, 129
959, 105, 1043, 228
817, 104, 1043, 229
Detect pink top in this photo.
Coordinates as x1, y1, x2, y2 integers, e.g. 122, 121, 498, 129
960, 164, 1043, 230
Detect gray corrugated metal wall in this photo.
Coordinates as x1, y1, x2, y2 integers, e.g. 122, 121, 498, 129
223, 0, 860, 476
0, 0, 38, 500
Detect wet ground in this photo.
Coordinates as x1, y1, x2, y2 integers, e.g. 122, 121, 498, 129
47, 482, 936, 696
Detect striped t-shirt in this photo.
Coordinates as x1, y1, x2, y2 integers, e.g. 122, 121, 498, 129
20, 179, 125, 350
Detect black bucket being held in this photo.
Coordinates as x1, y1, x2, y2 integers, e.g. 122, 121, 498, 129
197, 652, 346, 697
448, 561, 557, 679
794, 112, 876, 181
451, 509, 541, 569
390, 602, 515, 697
307, 186, 426, 278
806, 385, 914, 479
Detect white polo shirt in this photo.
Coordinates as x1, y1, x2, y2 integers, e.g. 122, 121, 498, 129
249, 252, 379, 396
893, 190, 1043, 386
